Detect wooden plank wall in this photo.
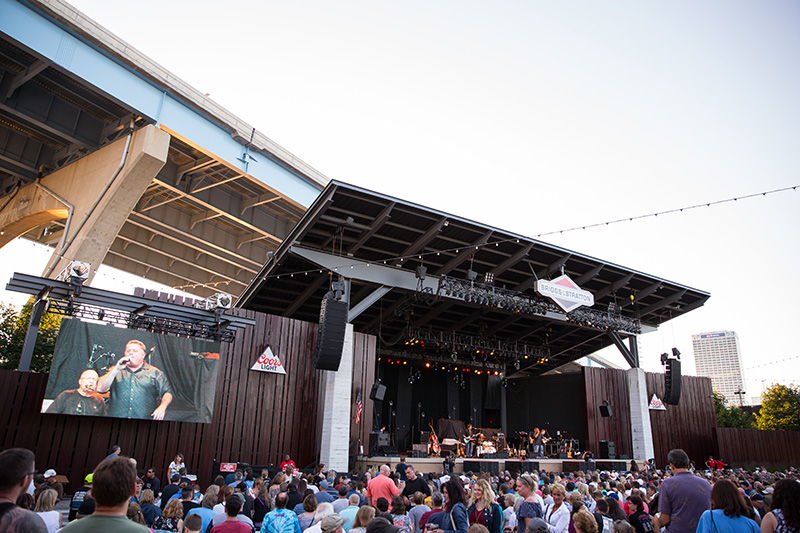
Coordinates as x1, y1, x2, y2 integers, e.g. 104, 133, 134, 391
646, 371, 716, 468
714, 427, 800, 468
583, 367, 632, 458
0, 308, 377, 493
350, 331, 376, 457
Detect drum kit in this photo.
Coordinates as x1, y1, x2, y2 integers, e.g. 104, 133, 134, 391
510, 430, 582, 459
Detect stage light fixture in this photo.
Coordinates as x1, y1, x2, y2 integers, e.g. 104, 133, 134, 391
672, 347, 681, 359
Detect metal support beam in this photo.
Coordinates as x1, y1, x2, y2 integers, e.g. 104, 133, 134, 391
5, 59, 51, 97
492, 243, 533, 276
18, 287, 50, 372
593, 272, 635, 301
347, 202, 394, 255
629, 335, 639, 367
435, 230, 492, 276
290, 246, 440, 294
608, 330, 638, 368
624, 280, 661, 308
349, 286, 392, 321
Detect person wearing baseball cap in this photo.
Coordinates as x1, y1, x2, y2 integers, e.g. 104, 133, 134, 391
366, 517, 400, 533
322, 514, 345, 533
68, 473, 93, 521
43, 469, 63, 503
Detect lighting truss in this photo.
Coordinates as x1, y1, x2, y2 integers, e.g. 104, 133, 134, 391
565, 307, 642, 335
379, 349, 506, 373
403, 327, 550, 363
47, 300, 236, 342
438, 275, 560, 315
438, 275, 641, 334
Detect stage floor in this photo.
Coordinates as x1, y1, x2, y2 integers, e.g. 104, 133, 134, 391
355, 456, 632, 475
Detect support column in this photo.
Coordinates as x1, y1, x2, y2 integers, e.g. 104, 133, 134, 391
0, 124, 169, 282
319, 324, 354, 472
627, 367, 655, 460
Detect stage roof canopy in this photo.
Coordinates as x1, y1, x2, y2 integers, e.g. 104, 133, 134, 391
238, 181, 709, 375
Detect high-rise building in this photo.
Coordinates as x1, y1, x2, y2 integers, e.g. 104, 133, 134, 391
692, 331, 747, 406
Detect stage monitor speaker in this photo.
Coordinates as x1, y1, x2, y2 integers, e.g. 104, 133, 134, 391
382, 446, 398, 456
464, 461, 499, 475
596, 460, 626, 471
314, 299, 349, 371
599, 403, 612, 417
562, 461, 580, 472
506, 461, 539, 475
665, 358, 682, 405
599, 441, 616, 459
369, 432, 391, 454
369, 382, 387, 402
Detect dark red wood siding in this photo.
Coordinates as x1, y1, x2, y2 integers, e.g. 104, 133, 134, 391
0, 308, 377, 492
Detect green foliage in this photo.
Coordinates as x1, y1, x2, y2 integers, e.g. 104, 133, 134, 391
756, 384, 800, 432
0, 299, 62, 372
713, 390, 756, 428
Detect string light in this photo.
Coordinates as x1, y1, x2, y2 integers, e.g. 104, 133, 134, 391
245, 185, 796, 284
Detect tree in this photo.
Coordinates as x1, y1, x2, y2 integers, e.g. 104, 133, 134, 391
756, 384, 800, 432
713, 390, 756, 429
0, 299, 62, 372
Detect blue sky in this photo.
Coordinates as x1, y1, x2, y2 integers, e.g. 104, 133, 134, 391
3, 0, 799, 400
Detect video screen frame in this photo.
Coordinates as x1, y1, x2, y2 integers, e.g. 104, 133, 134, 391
42, 318, 221, 423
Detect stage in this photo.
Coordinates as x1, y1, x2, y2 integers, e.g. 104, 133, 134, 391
355, 455, 632, 475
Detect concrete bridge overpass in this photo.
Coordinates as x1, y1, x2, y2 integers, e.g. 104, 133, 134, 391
0, 0, 327, 298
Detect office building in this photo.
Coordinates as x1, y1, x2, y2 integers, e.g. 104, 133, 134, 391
692, 331, 747, 405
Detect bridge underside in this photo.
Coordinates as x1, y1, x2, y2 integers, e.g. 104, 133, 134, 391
0, 26, 308, 298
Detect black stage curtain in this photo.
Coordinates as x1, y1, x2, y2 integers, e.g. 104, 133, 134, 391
44, 318, 220, 423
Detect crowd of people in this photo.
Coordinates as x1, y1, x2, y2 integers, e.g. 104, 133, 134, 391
1, 446, 798, 533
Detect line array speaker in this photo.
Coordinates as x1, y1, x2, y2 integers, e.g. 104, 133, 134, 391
313, 298, 348, 371
369, 382, 387, 402
665, 358, 682, 405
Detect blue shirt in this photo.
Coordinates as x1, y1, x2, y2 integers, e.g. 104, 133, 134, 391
696, 510, 759, 533
187, 507, 216, 533
261, 508, 302, 533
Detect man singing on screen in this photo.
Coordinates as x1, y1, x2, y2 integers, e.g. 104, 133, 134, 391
96, 340, 173, 420
46, 369, 107, 416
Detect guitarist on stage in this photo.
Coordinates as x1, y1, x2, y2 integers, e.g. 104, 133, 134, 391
462, 423, 478, 458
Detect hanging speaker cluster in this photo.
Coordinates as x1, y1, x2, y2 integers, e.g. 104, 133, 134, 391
664, 358, 682, 405
313, 298, 348, 371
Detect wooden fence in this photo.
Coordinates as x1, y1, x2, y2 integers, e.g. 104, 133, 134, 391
583, 367, 717, 467
0, 308, 377, 493
583, 367, 633, 459
714, 427, 800, 468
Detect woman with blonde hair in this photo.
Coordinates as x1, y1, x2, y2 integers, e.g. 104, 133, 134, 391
34, 488, 61, 533
543, 484, 570, 533
514, 474, 543, 531
350, 505, 376, 533
139, 488, 162, 526
153, 498, 184, 531
467, 479, 502, 533
573, 510, 598, 533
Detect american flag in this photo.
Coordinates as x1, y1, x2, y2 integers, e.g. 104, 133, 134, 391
355, 389, 363, 424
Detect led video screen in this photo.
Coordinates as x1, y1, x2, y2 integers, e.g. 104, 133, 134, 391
42, 318, 221, 423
